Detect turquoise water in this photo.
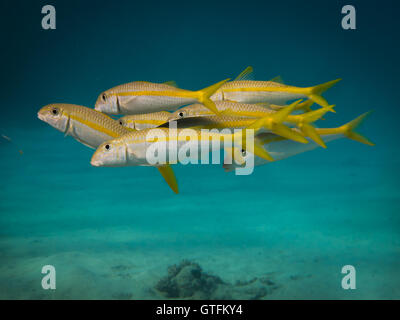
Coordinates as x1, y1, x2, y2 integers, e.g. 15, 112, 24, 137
1, 0, 399, 299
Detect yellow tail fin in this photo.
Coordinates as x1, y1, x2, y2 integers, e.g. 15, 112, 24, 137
340, 111, 375, 146
307, 78, 342, 107
197, 78, 230, 115
301, 105, 335, 123
296, 99, 314, 113
248, 100, 309, 144
157, 165, 179, 194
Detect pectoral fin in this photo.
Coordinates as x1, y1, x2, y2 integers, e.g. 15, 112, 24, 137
157, 165, 179, 194
251, 141, 274, 161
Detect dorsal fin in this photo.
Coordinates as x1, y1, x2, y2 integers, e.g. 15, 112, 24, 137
234, 66, 254, 81
269, 76, 284, 84
163, 81, 178, 87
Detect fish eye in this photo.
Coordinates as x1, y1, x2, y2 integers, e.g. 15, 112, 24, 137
105, 144, 111, 151
119, 120, 123, 125
102, 93, 107, 101
178, 111, 185, 118
241, 149, 246, 156
51, 107, 59, 115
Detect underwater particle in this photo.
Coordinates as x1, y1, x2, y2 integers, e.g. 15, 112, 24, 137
1, 133, 24, 154
1, 134, 11, 142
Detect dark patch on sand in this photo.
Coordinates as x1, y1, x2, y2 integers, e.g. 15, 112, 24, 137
155, 260, 279, 300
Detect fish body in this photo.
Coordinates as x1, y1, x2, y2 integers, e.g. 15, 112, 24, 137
37, 103, 132, 149
210, 79, 341, 107
169, 101, 324, 124
167, 100, 333, 147
119, 111, 170, 130
168, 100, 333, 145
169, 101, 272, 120
90, 128, 236, 168
95, 79, 230, 115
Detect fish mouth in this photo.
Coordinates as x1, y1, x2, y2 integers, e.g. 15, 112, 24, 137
90, 159, 102, 167
37, 112, 46, 121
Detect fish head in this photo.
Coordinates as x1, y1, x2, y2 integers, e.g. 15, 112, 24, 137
95, 92, 119, 114
90, 139, 127, 167
168, 106, 201, 121
118, 116, 135, 129
37, 104, 70, 132
169, 108, 188, 121
168, 104, 210, 121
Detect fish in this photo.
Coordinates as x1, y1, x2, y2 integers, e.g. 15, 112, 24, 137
165, 100, 320, 144
166, 100, 333, 146
1, 134, 12, 142
168, 100, 316, 121
210, 66, 341, 107
94, 78, 230, 116
119, 111, 170, 130
37, 103, 133, 149
223, 111, 374, 171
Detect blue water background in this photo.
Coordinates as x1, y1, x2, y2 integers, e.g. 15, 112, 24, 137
0, 0, 399, 299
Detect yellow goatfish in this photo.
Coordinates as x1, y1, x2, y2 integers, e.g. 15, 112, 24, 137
164, 100, 317, 144
119, 111, 170, 130
37, 103, 133, 149
94, 78, 230, 116
210, 66, 341, 107
223, 111, 374, 171
167, 100, 333, 147
169, 99, 315, 120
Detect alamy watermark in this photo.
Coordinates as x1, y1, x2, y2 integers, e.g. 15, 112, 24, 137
41, 5, 56, 30
143, 123, 256, 176
341, 5, 356, 30
41, 265, 56, 290
341, 265, 356, 290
